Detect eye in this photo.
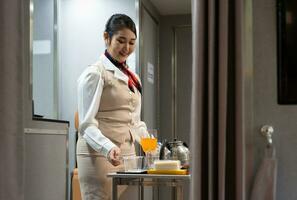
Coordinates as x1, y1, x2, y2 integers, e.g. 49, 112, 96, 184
129, 42, 135, 45
117, 39, 125, 44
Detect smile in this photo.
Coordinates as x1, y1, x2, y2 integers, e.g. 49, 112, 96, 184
119, 52, 128, 57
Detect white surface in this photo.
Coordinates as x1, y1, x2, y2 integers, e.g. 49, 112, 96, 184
150, 0, 191, 15
33, 40, 51, 54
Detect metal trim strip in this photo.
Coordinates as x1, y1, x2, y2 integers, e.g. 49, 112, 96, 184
24, 128, 68, 135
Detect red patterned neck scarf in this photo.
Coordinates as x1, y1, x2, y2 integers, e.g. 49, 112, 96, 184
104, 50, 142, 94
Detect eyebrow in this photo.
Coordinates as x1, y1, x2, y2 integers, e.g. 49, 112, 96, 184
118, 36, 136, 41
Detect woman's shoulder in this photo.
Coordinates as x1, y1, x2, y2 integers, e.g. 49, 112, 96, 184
77, 61, 106, 84
88, 59, 106, 73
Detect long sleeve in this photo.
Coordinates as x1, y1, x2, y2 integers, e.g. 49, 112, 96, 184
77, 66, 116, 157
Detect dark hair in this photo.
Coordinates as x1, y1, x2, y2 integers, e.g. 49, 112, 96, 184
105, 14, 137, 38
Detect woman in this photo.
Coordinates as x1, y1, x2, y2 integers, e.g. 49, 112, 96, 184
76, 14, 149, 200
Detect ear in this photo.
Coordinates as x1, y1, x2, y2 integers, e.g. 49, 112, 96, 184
103, 32, 110, 46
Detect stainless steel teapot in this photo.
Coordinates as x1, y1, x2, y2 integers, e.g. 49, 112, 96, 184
159, 139, 190, 168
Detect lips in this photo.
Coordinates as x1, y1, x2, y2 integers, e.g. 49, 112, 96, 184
119, 51, 128, 57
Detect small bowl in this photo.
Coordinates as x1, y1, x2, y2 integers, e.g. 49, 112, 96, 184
123, 156, 146, 172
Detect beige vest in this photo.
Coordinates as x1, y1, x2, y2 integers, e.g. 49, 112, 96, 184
96, 66, 141, 145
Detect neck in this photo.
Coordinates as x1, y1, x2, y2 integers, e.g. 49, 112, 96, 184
105, 50, 126, 66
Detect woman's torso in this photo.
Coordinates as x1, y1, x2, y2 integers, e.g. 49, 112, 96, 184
77, 56, 142, 156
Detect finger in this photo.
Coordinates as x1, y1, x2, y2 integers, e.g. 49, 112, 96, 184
111, 154, 120, 162
108, 152, 113, 160
115, 148, 121, 158
111, 158, 121, 166
111, 151, 117, 160
108, 149, 116, 161
113, 160, 121, 166
114, 148, 120, 154
114, 152, 120, 160
112, 153, 121, 164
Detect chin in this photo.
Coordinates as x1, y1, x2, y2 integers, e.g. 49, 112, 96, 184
118, 56, 127, 63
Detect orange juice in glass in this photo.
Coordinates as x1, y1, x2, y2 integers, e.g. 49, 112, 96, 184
140, 130, 158, 169
140, 138, 157, 153
140, 137, 157, 169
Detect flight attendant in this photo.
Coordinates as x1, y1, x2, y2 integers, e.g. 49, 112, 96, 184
76, 14, 149, 200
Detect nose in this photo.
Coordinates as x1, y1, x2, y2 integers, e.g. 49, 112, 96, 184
123, 43, 129, 52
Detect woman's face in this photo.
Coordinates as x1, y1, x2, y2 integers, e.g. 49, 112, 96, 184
105, 28, 136, 63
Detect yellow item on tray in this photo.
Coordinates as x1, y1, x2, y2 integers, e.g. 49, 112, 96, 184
147, 169, 188, 175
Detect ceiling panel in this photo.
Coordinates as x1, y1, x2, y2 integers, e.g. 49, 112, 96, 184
149, 0, 191, 15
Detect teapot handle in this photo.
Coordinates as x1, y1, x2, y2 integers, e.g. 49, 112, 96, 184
159, 140, 169, 160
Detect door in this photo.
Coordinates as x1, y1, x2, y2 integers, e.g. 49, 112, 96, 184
249, 0, 297, 199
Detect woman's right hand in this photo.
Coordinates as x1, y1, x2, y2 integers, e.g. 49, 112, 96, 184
107, 146, 121, 166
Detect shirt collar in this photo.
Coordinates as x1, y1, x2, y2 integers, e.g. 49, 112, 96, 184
99, 54, 129, 84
